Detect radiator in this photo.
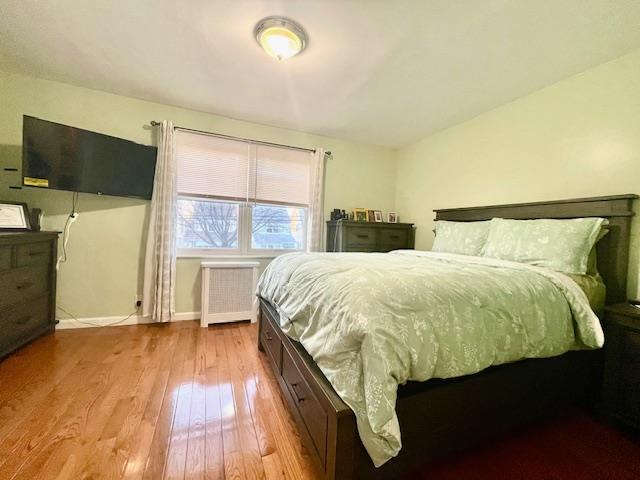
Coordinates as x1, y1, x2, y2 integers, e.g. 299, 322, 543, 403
200, 261, 259, 327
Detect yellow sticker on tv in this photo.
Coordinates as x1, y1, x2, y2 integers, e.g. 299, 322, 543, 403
23, 177, 49, 187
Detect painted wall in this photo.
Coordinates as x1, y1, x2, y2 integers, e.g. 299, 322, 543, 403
0, 71, 397, 318
396, 48, 640, 297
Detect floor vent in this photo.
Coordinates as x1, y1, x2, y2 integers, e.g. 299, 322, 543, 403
200, 261, 259, 327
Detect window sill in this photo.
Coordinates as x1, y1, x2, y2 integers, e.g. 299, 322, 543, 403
177, 252, 296, 260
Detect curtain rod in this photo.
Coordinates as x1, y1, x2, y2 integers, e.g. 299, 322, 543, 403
149, 121, 330, 155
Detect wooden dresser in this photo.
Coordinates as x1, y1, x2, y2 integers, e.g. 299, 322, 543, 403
326, 220, 415, 252
0, 231, 59, 359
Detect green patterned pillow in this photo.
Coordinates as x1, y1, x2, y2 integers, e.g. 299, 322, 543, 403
586, 224, 609, 275
432, 220, 491, 256
482, 217, 605, 275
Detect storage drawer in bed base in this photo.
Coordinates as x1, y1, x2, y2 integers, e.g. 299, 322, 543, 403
258, 299, 357, 480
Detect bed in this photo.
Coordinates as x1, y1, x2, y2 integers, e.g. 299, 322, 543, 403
256, 194, 637, 480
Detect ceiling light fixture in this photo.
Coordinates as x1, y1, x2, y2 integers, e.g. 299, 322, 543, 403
254, 16, 307, 60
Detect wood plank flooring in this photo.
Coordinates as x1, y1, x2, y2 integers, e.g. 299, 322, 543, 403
0, 321, 320, 480
3, 321, 638, 480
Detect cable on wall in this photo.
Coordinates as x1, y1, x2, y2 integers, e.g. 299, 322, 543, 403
56, 191, 79, 270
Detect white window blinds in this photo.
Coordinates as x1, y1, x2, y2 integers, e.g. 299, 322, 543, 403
255, 145, 311, 206
176, 130, 312, 207
176, 130, 249, 202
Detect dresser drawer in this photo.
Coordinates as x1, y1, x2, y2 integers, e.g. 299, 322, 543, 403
16, 241, 52, 267
345, 245, 378, 253
261, 312, 282, 373
282, 345, 327, 465
345, 227, 377, 248
0, 246, 11, 271
379, 228, 409, 251
0, 265, 50, 310
327, 221, 414, 253
0, 297, 50, 352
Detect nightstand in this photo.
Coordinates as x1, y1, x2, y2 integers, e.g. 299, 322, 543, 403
600, 303, 640, 428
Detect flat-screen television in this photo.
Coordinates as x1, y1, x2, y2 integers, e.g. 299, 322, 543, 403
22, 115, 157, 200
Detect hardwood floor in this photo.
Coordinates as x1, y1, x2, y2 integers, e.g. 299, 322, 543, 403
2, 321, 638, 480
0, 321, 320, 480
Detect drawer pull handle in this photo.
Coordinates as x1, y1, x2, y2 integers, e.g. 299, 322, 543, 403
389, 235, 400, 240
16, 282, 33, 290
290, 382, 306, 403
356, 234, 369, 239
28, 251, 45, 256
15, 315, 31, 325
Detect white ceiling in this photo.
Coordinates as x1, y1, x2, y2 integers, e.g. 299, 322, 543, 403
2, 0, 640, 148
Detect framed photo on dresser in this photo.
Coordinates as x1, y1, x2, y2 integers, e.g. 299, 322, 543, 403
353, 208, 367, 222
0, 201, 31, 231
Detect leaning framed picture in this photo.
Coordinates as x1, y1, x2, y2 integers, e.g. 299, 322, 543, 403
374, 210, 383, 222
0, 201, 31, 231
353, 208, 367, 222
387, 212, 398, 223
367, 209, 376, 222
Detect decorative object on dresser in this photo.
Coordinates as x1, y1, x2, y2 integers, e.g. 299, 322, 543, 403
330, 209, 348, 221
600, 302, 640, 428
366, 210, 376, 222
0, 201, 31, 230
326, 220, 415, 252
0, 231, 59, 360
29, 208, 43, 232
353, 208, 367, 222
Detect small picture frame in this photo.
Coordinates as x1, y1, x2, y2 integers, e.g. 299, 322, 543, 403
0, 201, 31, 231
367, 209, 376, 222
387, 212, 398, 223
374, 210, 383, 222
353, 208, 367, 222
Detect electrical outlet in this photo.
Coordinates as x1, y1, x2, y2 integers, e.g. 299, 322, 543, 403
135, 294, 142, 308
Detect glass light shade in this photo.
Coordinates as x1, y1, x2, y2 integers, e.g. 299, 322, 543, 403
254, 17, 307, 60
259, 27, 302, 59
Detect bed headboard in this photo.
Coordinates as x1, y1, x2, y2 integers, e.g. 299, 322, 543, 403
434, 194, 638, 304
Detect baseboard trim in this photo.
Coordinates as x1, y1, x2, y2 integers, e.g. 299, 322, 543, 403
173, 311, 201, 322
56, 311, 201, 329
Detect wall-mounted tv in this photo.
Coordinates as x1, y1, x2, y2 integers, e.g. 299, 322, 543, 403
22, 115, 157, 200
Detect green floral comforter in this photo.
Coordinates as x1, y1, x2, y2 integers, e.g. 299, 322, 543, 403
256, 250, 604, 467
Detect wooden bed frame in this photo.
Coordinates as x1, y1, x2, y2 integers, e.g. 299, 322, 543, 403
257, 194, 637, 480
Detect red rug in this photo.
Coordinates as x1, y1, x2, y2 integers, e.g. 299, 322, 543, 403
408, 412, 639, 480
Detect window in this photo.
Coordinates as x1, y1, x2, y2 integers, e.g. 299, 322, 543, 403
252, 204, 306, 250
177, 198, 239, 249
175, 130, 312, 256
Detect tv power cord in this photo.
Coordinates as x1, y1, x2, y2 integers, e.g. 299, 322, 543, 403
56, 211, 79, 270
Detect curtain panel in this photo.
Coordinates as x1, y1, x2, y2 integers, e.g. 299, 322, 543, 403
307, 148, 328, 252
143, 120, 177, 322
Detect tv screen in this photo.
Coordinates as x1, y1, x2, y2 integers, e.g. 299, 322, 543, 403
22, 116, 157, 200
